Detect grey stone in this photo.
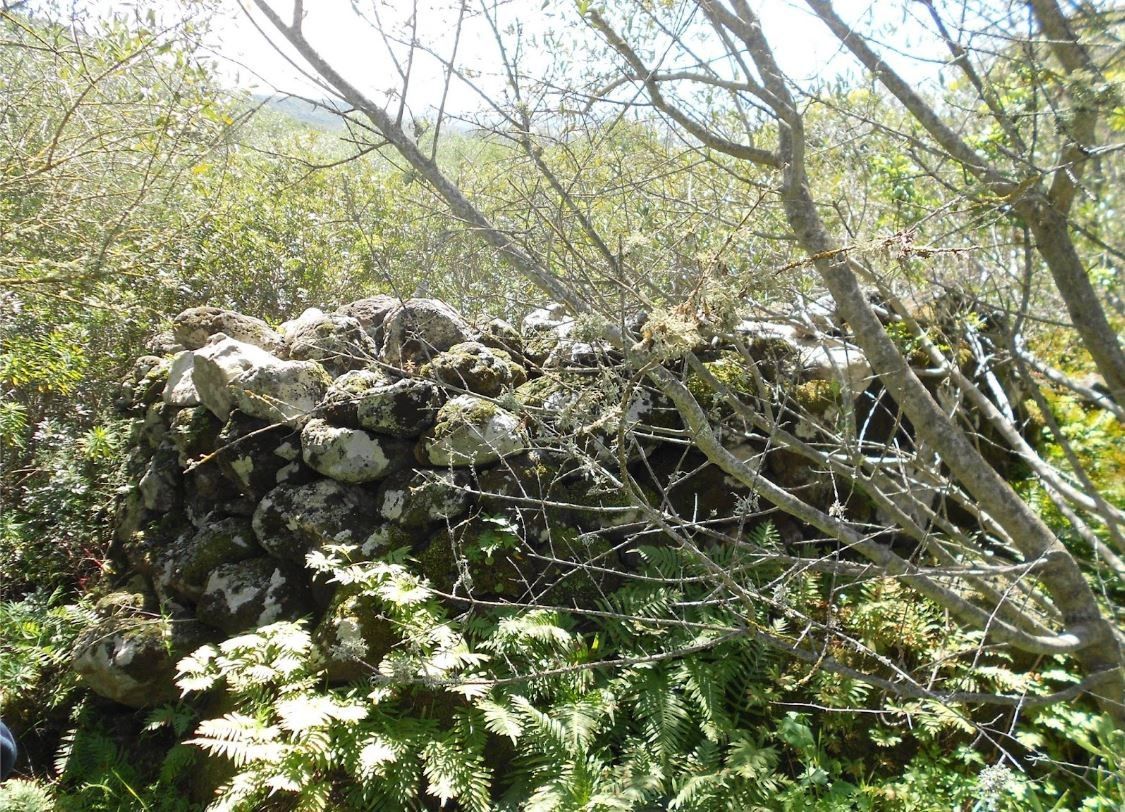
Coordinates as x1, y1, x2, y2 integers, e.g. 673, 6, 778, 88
336, 295, 399, 345
380, 298, 474, 367
252, 479, 379, 561
228, 358, 332, 427
300, 418, 411, 483
418, 395, 527, 467
191, 335, 281, 422
283, 308, 380, 377
173, 306, 283, 354
163, 351, 200, 407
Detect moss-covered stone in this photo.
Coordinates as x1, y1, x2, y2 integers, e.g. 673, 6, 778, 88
686, 351, 755, 409
793, 379, 840, 414
313, 583, 399, 683
418, 395, 526, 467
151, 517, 260, 603
420, 341, 527, 397
72, 594, 211, 708
169, 406, 222, 466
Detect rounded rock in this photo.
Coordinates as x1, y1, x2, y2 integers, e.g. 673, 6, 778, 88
300, 418, 411, 483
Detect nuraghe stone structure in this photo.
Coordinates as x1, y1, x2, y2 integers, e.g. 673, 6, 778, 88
73, 294, 976, 707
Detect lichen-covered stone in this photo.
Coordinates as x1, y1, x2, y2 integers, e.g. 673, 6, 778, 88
421, 341, 527, 397
300, 418, 411, 483
252, 479, 379, 560
376, 468, 471, 527
72, 596, 210, 708
354, 376, 444, 438
320, 369, 392, 426
313, 584, 398, 683
169, 406, 222, 466
197, 557, 312, 636
215, 412, 301, 500
173, 306, 284, 354
282, 308, 380, 377
336, 295, 399, 345
151, 517, 260, 603
228, 357, 332, 427
380, 298, 474, 367
419, 395, 527, 467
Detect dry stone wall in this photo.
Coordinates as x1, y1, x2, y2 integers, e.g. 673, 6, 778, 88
73, 294, 921, 706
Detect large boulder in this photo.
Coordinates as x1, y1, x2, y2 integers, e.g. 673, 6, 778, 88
420, 341, 527, 397
228, 358, 332, 427
336, 295, 399, 345
281, 308, 380, 377
173, 307, 284, 354
300, 418, 411, 483
72, 591, 210, 708
380, 298, 474, 368
191, 335, 281, 422
418, 395, 527, 467
376, 468, 472, 527
196, 557, 312, 636
252, 479, 379, 561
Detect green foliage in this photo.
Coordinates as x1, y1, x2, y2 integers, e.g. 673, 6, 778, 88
0, 592, 85, 724
0, 779, 56, 812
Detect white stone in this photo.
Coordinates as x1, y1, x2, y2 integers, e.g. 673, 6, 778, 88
162, 351, 200, 407
192, 335, 280, 422
301, 418, 399, 483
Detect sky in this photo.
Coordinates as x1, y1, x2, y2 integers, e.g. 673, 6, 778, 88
203, 1, 947, 116
34, 1, 950, 119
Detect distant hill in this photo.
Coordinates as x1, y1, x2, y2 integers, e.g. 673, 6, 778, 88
251, 94, 348, 132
